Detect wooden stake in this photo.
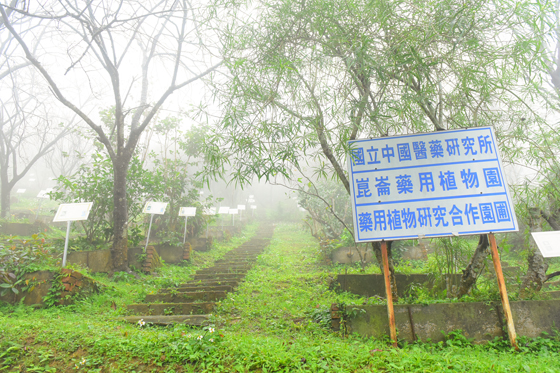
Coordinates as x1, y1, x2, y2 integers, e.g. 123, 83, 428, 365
488, 233, 519, 351
381, 241, 397, 347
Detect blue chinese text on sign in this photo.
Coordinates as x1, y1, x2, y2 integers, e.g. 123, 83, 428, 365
348, 127, 518, 242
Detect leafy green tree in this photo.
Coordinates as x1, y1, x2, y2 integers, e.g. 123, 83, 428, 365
52, 148, 209, 248
205, 0, 529, 295
495, 0, 560, 294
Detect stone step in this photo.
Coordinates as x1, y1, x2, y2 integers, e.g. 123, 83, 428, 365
163, 285, 234, 293
193, 273, 246, 281
127, 302, 214, 315
222, 252, 260, 257
216, 256, 256, 261
199, 264, 252, 270
196, 268, 249, 275
545, 290, 560, 298
219, 253, 259, 257
487, 266, 522, 276
123, 315, 210, 326
180, 280, 239, 287
543, 280, 560, 289
145, 291, 227, 303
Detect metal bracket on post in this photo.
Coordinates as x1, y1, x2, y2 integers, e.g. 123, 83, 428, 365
144, 213, 155, 253
488, 233, 519, 350
381, 241, 397, 348
62, 220, 71, 267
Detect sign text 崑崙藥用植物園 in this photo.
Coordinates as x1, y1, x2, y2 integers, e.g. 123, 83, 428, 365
347, 127, 518, 242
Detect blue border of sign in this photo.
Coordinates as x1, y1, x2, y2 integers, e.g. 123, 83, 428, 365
347, 127, 518, 242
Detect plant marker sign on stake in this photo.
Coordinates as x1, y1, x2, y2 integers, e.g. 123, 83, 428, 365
218, 206, 230, 229
53, 202, 93, 267
203, 207, 217, 238
531, 231, 560, 257
36, 189, 53, 218
16, 189, 25, 194
142, 202, 168, 252
347, 127, 519, 349
179, 207, 197, 244
229, 208, 238, 226
237, 204, 246, 220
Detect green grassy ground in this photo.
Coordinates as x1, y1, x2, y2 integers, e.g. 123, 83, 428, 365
1, 223, 559, 372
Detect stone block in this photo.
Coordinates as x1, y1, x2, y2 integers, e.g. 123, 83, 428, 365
0, 222, 47, 236
154, 244, 184, 264
127, 247, 145, 270
66, 251, 88, 267
87, 250, 112, 273
346, 299, 560, 343
335, 273, 462, 299
331, 246, 374, 264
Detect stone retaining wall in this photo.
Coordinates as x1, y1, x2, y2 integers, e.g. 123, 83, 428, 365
0, 222, 49, 236
331, 246, 374, 264
0, 269, 101, 306
335, 273, 462, 299
64, 242, 195, 273
345, 299, 560, 343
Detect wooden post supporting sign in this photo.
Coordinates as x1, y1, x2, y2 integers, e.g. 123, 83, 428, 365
488, 233, 519, 351
381, 241, 397, 347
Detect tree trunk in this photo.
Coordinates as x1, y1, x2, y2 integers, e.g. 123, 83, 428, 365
457, 234, 489, 298
519, 208, 548, 298
111, 158, 129, 272
0, 171, 11, 218
372, 241, 398, 300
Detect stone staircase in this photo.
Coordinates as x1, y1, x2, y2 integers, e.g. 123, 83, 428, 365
124, 227, 274, 326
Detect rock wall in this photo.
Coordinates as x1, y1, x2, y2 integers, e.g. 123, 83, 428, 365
345, 299, 560, 343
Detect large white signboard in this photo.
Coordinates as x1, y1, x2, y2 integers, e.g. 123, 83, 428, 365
218, 206, 230, 214
142, 201, 168, 215
348, 127, 518, 242
53, 202, 93, 222
531, 231, 560, 258
179, 207, 197, 217
229, 208, 239, 215
237, 204, 246, 210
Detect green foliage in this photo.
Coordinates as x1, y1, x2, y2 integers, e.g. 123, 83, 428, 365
0, 223, 559, 371
51, 149, 210, 248
298, 180, 352, 244
50, 151, 151, 245
0, 234, 58, 296
42, 272, 65, 308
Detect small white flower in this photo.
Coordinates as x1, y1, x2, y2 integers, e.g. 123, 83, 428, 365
138, 319, 145, 327
197, 335, 203, 340
209, 338, 214, 342
186, 334, 192, 338
209, 327, 215, 333
80, 358, 86, 365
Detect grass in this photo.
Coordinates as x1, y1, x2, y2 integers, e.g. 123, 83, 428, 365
1, 222, 560, 372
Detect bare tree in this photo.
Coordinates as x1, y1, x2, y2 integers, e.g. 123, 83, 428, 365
0, 0, 221, 271
0, 73, 69, 217
0, 5, 68, 218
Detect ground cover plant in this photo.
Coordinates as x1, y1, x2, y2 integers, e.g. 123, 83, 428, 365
1, 222, 559, 372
